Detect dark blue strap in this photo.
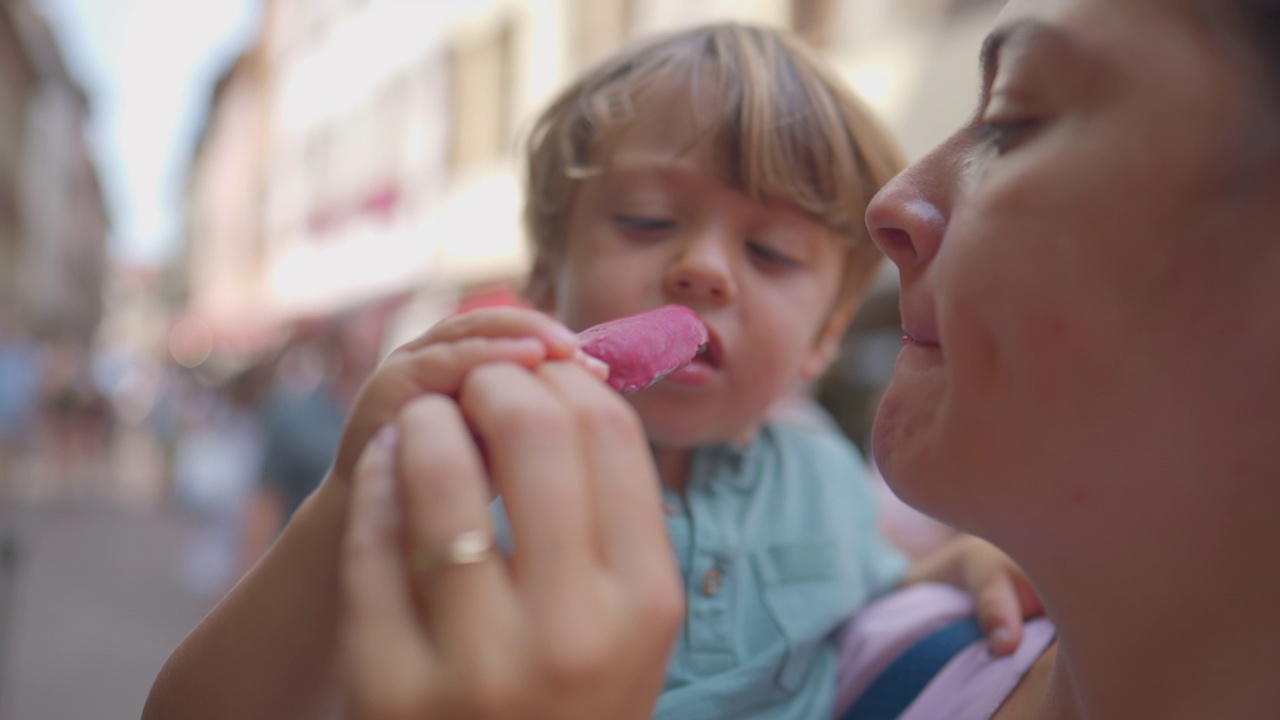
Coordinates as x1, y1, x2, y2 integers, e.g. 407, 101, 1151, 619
839, 616, 983, 720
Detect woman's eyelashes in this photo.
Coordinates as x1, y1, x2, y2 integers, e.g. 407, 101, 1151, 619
974, 47, 1066, 157
973, 84, 1044, 156
976, 116, 1038, 155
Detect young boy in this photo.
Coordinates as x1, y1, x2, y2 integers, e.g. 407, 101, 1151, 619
144, 23, 1033, 720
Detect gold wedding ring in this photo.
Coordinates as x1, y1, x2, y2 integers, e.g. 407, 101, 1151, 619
411, 530, 496, 576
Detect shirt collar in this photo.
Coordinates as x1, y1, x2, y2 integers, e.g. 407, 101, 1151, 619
688, 429, 761, 492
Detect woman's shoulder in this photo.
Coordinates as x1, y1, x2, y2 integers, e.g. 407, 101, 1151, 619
834, 584, 1056, 720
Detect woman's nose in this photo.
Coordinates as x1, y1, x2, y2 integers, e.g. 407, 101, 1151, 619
665, 233, 735, 304
865, 166, 948, 273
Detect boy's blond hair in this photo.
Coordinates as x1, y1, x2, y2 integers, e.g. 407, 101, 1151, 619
522, 22, 906, 308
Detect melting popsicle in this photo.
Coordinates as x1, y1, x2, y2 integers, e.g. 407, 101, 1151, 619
577, 305, 709, 394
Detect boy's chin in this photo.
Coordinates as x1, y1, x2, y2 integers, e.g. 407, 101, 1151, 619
640, 412, 760, 450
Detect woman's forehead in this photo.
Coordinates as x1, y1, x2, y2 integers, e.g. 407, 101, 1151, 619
992, 0, 1196, 50
984, 0, 1248, 106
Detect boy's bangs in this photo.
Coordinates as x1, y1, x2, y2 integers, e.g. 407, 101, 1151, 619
567, 25, 872, 240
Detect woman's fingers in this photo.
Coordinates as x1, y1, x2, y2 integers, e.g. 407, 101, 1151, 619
341, 363, 677, 720
394, 394, 515, 651
534, 363, 680, 585
401, 308, 608, 380
532, 363, 683, 705
458, 363, 599, 591
335, 336, 547, 485
399, 337, 548, 388
341, 426, 436, 712
403, 307, 579, 359
459, 361, 677, 716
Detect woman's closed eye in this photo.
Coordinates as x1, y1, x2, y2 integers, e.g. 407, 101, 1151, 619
976, 116, 1038, 156
973, 21, 1089, 159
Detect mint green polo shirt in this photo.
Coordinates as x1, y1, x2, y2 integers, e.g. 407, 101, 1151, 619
492, 422, 908, 719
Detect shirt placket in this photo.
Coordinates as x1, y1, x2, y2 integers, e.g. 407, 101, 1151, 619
683, 452, 739, 675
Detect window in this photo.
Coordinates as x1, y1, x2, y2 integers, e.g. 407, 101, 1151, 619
790, 0, 834, 49
448, 18, 516, 173
575, 0, 633, 68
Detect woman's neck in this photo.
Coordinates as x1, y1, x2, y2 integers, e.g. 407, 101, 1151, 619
996, 504, 1280, 720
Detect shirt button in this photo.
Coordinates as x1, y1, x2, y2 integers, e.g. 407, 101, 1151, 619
701, 568, 724, 597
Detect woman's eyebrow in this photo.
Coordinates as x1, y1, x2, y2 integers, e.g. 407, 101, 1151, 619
983, 18, 1077, 78
979, 24, 1015, 88
979, 19, 1096, 97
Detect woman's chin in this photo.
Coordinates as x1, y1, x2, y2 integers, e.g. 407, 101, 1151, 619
872, 378, 942, 503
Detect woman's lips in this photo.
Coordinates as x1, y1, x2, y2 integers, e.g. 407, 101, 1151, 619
901, 332, 940, 348
900, 309, 940, 348
900, 295, 940, 349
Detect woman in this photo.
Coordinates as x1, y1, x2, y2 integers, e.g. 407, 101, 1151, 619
340, 0, 1280, 717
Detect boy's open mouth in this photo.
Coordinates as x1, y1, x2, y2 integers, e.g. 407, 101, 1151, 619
691, 328, 724, 369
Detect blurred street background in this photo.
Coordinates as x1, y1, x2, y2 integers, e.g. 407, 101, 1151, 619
0, 0, 1000, 717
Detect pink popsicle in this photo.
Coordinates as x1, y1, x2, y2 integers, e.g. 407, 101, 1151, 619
577, 305, 709, 394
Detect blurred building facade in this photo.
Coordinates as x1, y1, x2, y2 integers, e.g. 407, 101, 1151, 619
0, 0, 108, 348
181, 43, 274, 359
0, 5, 36, 315
180, 0, 1000, 404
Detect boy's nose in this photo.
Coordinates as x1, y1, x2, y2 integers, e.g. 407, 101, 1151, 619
665, 236, 735, 304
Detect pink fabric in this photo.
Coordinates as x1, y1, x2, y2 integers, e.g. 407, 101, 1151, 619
834, 584, 1056, 720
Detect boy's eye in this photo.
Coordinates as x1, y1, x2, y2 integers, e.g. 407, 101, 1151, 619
747, 242, 800, 269
613, 215, 676, 233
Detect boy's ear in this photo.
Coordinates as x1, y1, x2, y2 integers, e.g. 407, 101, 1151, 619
799, 298, 858, 381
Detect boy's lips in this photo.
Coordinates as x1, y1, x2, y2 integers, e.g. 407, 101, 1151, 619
695, 327, 725, 368
665, 323, 722, 385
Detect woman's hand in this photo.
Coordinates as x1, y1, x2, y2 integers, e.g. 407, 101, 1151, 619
340, 360, 683, 719
332, 308, 608, 490
142, 315, 615, 720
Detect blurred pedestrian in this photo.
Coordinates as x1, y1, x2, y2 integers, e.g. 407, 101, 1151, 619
240, 312, 384, 572
0, 308, 43, 502
40, 336, 112, 501
172, 364, 271, 597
